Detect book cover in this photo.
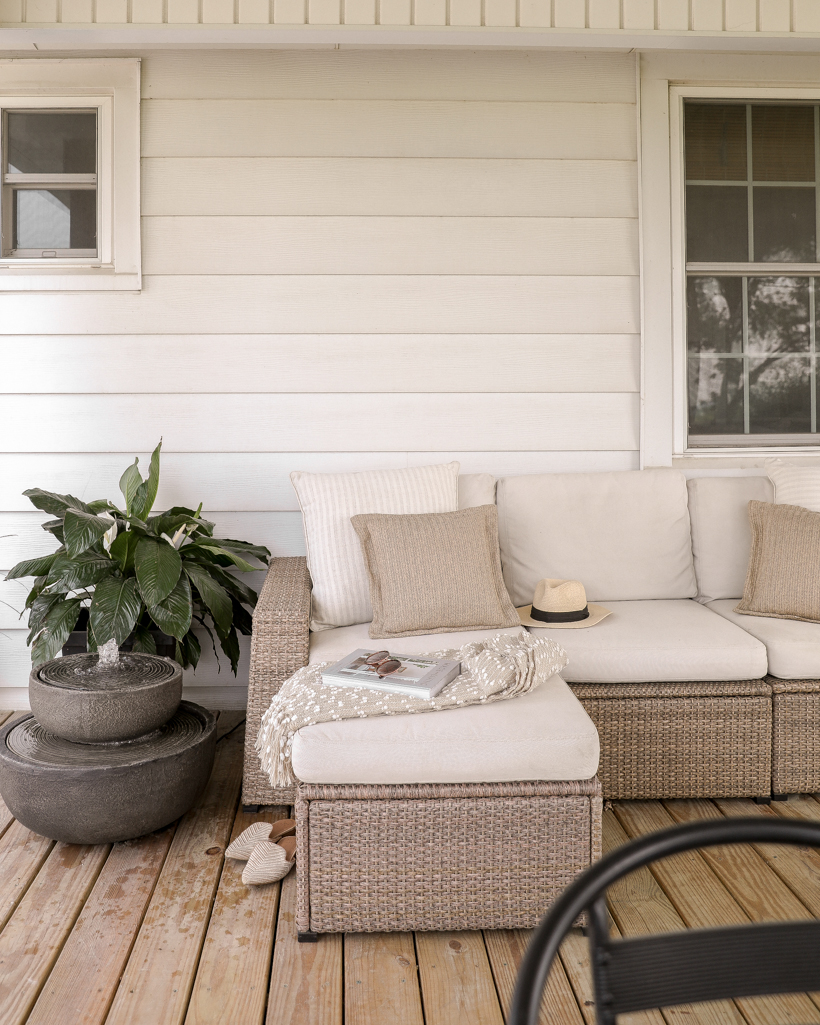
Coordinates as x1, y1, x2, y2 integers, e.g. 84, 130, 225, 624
321, 648, 461, 700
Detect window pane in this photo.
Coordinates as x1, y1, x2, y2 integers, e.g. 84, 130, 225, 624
747, 276, 810, 353
6, 112, 96, 174
685, 103, 747, 181
752, 105, 815, 182
687, 277, 743, 353
688, 357, 744, 434
749, 355, 812, 433
686, 185, 748, 262
13, 189, 96, 250
753, 186, 815, 262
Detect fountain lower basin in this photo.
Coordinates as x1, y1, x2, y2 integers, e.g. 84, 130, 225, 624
0, 703, 217, 844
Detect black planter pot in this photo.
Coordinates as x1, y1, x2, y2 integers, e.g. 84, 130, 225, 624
62, 608, 176, 660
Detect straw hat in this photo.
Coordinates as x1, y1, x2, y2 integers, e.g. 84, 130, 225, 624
517, 578, 611, 630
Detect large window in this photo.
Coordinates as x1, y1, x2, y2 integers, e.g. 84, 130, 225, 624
685, 101, 820, 446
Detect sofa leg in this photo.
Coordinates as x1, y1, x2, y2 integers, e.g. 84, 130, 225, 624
298, 931, 319, 943
772, 793, 789, 802
242, 804, 261, 814
754, 796, 772, 805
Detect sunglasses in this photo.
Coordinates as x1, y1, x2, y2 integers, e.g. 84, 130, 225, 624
363, 651, 403, 678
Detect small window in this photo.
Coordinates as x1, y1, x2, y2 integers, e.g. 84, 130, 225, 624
684, 101, 820, 446
3, 110, 98, 258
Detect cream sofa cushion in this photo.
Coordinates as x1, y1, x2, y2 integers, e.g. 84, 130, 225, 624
291, 672, 599, 785
766, 458, 820, 513
308, 622, 525, 665
496, 470, 697, 605
525, 599, 767, 683
291, 462, 459, 632
708, 599, 820, 680
687, 476, 774, 602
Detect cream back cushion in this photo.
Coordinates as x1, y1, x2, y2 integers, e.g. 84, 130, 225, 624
458, 473, 496, 508
292, 462, 460, 632
766, 459, 820, 513
496, 469, 697, 605
687, 476, 774, 602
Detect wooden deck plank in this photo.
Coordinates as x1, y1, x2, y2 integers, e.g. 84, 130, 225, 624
0, 821, 54, 935
616, 801, 820, 1025
265, 871, 343, 1025
344, 932, 424, 1025
483, 928, 584, 1025
105, 727, 245, 1025
26, 829, 175, 1025
662, 799, 814, 922
0, 841, 110, 1025
415, 931, 504, 1025
184, 803, 289, 1025
603, 809, 745, 1025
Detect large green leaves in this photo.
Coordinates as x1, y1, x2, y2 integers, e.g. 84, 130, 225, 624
185, 542, 259, 573
185, 563, 232, 637
90, 577, 141, 645
119, 458, 144, 516
23, 488, 90, 517
5, 551, 61, 581
148, 573, 192, 641
109, 530, 140, 574
64, 509, 112, 558
46, 551, 114, 591
119, 441, 162, 520
135, 537, 182, 607
31, 598, 82, 665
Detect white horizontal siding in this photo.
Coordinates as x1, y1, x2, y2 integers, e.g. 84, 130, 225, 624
0, 49, 639, 704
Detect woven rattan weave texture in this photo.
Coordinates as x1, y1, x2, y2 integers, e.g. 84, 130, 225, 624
770, 676, 820, 795
569, 680, 772, 800
243, 557, 311, 807
295, 780, 602, 934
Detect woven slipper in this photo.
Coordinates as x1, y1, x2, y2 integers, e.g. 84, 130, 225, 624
242, 836, 296, 886
226, 819, 295, 861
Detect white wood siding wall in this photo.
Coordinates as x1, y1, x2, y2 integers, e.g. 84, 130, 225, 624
0, 49, 639, 708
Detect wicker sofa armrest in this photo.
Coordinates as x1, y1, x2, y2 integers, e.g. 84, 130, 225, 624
242, 556, 311, 806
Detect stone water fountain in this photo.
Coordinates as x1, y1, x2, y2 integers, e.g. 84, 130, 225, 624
0, 641, 216, 844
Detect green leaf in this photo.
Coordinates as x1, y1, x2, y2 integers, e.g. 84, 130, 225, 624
188, 543, 259, 573
26, 591, 64, 643
135, 537, 182, 607
132, 441, 162, 521
181, 630, 201, 669
219, 626, 240, 676
31, 598, 82, 665
64, 509, 112, 558
109, 530, 140, 574
207, 538, 271, 562
119, 458, 144, 516
208, 565, 259, 608
87, 499, 115, 514
148, 573, 192, 641
231, 597, 253, 635
24, 576, 48, 609
185, 563, 232, 637
48, 551, 114, 591
23, 488, 90, 517
41, 518, 65, 543
131, 625, 157, 655
90, 577, 142, 646
5, 552, 61, 581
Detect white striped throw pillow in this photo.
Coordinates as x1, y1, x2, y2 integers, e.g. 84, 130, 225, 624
766, 459, 820, 514
291, 463, 460, 632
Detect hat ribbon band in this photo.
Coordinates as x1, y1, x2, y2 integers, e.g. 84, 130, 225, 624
529, 605, 590, 623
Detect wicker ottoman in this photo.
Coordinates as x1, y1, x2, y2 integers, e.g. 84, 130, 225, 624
295, 779, 601, 937
569, 680, 773, 800
770, 677, 820, 796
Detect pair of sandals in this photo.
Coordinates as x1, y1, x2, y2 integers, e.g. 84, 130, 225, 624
225, 818, 297, 886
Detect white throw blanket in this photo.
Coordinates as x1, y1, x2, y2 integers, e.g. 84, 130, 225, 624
256, 631, 569, 788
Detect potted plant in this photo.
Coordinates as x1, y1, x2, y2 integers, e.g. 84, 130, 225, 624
5, 441, 270, 673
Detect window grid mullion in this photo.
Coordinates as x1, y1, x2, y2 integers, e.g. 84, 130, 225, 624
746, 104, 754, 264
812, 278, 818, 434
742, 275, 751, 435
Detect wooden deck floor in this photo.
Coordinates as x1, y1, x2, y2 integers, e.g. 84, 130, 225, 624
2, 707, 820, 1025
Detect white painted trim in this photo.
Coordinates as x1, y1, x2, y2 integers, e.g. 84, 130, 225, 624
639, 54, 820, 465
0, 59, 140, 291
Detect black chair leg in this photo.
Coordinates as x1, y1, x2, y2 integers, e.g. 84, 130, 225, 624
754, 796, 772, 805
298, 932, 319, 943
772, 793, 789, 802
243, 804, 261, 813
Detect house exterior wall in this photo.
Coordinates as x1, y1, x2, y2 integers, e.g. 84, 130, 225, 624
0, 47, 640, 708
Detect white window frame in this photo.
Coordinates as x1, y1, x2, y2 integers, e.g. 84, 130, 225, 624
640, 53, 820, 466
0, 58, 140, 291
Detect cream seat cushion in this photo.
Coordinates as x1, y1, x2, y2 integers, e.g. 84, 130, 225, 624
308, 622, 526, 665
291, 673, 599, 785
525, 600, 767, 683
708, 599, 820, 680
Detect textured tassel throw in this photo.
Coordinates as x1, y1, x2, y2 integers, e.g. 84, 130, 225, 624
256, 631, 569, 788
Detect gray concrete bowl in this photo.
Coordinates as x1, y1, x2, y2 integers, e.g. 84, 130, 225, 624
30, 653, 183, 744
0, 703, 216, 844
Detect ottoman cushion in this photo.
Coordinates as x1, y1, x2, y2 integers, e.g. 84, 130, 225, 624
708, 599, 820, 680
291, 673, 599, 785
525, 599, 768, 683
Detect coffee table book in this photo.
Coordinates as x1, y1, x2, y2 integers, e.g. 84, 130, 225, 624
321, 649, 461, 699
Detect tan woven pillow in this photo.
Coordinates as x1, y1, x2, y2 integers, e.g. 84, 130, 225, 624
351, 505, 519, 639
735, 500, 820, 624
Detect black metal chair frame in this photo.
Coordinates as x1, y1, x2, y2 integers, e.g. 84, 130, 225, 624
510, 817, 820, 1025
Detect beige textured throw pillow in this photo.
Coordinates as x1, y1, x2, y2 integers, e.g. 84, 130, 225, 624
735, 500, 820, 624
351, 505, 520, 639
